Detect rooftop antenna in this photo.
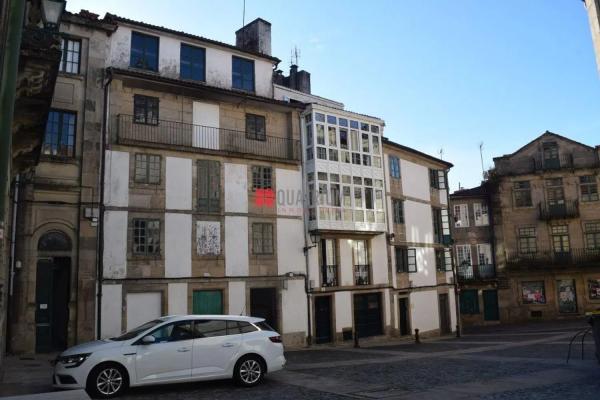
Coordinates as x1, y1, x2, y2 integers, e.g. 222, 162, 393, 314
438, 147, 444, 160
479, 142, 485, 179
242, 0, 246, 27
291, 46, 300, 66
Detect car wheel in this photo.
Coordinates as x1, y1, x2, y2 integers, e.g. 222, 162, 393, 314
86, 363, 128, 399
234, 355, 265, 387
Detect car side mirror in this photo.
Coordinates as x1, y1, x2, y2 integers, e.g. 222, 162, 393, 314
141, 335, 156, 345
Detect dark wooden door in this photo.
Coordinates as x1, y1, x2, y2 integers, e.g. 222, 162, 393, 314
438, 293, 451, 334
315, 296, 332, 344
399, 297, 410, 336
353, 293, 383, 338
483, 290, 500, 321
250, 288, 278, 331
36, 257, 70, 352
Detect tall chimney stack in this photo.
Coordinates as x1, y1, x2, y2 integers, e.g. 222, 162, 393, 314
235, 18, 272, 56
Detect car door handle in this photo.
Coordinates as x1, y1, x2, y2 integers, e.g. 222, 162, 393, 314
222, 343, 235, 348
177, 347, 191, 352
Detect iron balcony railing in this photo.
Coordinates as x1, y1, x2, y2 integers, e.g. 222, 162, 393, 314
321, 265, 338, 287
506, 248, 600, 270
354, 264, 370, 285
116, 114, 300, 161
457, 263, 496, 282
538, 200, 579, 221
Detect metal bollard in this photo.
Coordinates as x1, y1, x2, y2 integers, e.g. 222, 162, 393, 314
354, 329, 360, 348
414, 328, 420, 344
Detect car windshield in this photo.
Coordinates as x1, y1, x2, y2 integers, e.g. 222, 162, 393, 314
254, 321, 275, 332
110, 319, 163, 341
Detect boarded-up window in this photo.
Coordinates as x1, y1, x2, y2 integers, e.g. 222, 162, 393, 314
196, 221, 220, 255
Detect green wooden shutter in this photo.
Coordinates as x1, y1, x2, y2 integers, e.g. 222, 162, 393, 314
192, 290, 223, 315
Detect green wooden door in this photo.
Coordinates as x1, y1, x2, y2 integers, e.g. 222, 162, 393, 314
192, 290, 223, 315
483, 290, 499, 321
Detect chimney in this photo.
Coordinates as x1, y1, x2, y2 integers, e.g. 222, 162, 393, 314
235, 18, 271, 56
289, 64, 298, 91
296, 70, 311, 94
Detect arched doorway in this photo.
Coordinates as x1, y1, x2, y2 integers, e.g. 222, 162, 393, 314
35, 231, 71, 352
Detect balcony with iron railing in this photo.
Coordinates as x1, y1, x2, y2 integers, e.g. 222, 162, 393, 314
321, 265, 338, 287
506, 248, 600, 270
354, 265, 370, 285
116, 114, 301, 162
457, 263, 496, 282
538, 200, 579, 221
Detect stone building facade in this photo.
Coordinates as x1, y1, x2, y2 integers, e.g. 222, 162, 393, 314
490, 131, 600, 322
450, 185, 500, 327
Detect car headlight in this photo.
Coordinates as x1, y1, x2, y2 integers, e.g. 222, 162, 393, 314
57, 353, 91, 368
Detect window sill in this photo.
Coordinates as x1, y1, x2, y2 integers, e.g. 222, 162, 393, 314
58, 71, 84, 80
128, 66, 159, 74
40, 155, 78, 164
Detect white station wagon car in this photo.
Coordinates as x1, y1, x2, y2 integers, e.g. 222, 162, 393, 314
53, 315, 285, 398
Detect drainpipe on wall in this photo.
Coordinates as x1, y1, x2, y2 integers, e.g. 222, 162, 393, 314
8, 174, 18, 297
96, 69, 112, 339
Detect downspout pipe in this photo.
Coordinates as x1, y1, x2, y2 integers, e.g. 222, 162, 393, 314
8, 174, 19, 296
96, 69, 112, 339
0, 0, 26, 235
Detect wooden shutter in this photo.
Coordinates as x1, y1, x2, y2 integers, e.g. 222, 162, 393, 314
208, 161, 220, 212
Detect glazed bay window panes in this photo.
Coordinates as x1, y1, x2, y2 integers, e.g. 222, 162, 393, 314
362, 133, 370, 152
316, 124, 325, 145
306, 125, 313, 146
392, 199, 404, 224
365, 187, 374, 210
362, 154, 371, 166
353, 176, 362, 185
328, 126, 337, 147
130, 31, 159, 71
327, 115, 337, 124
180, 44, 206, 81
305, 114, 312, 124
317, 147, 327, 160
341, 151, 350, 163
43, 110, 76, 157
308, 183, 315, 207
360, 122, 369, 131
340, 128, 348, 149
354, 210, 364, 222
513, 181, 532, 207
318, 172, 328, 181
246, 114, 266, 141
306, 147, 314, 160
251, 166, 272, 190
371, 125, 379, 134
518, 227, 537, 254
395, 246, 408, 273
329, 149, 339, 161
354, 187, 363, 208
343, 186, 352, 207
198, 160, 220, 212
373, 156, 381, 168
372, 135, 381, 155
551, 225, 570, 254
364, 178, 372, 186
350, 130, 359, 151
339, 118, 348, 127
375, 190, 384, 210
352, 153, 361, 164
585, 222, 600, 251
580, 176, 599, 202
133, 95, 159, 125
330, 173, 339, 183
133, 219, 160, 255
350, 120, 359, 129
319, 183, 328, 206
389, 156, 401, 179
232, 56, 255, 91
134, 154, 161, 184
330, 184, 341, 207
315, 113, 325, 122
342, 175, 351, 184
252, 223, 273, 254
59, 38, 81, 74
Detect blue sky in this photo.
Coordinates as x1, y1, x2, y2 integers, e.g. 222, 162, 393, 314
67, 0, 600, 190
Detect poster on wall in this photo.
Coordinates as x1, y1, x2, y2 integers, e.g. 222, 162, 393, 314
557, 279, 577, 313
589, 279, 600, 300
196, 221, 220, 256
521, 281, 546, 304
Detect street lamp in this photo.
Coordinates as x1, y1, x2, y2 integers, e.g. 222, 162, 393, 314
41, 0, 66, 30
303, 232, 320, 253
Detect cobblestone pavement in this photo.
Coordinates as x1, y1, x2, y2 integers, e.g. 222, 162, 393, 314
1, 319, 598, 399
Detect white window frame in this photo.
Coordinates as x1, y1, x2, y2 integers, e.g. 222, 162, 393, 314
453, 204, 470, 228
476, 243, 492, 266
474, 203, 489, 226
456, 244, 472, 266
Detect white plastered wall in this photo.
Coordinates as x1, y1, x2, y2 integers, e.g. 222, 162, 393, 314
126, 292, 162, 330
103, 211, 127, 279
410, 290, 439, 333
282, 280, 307, 334
165, 213, 192, 277
104, 150, 129, 207
334, 291, 352, 333
228, 281, 246, 315
276, 219, 304, 274
168, 282, 188, 315
166, 157, 192, 210
225, 216, 249, 276
224, 163, 248, 213
100, 284, 122, 338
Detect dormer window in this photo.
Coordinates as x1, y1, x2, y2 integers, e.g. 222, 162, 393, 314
232, 56, 254, 92
542, 141, 559, 170
130, 31, 159, 71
